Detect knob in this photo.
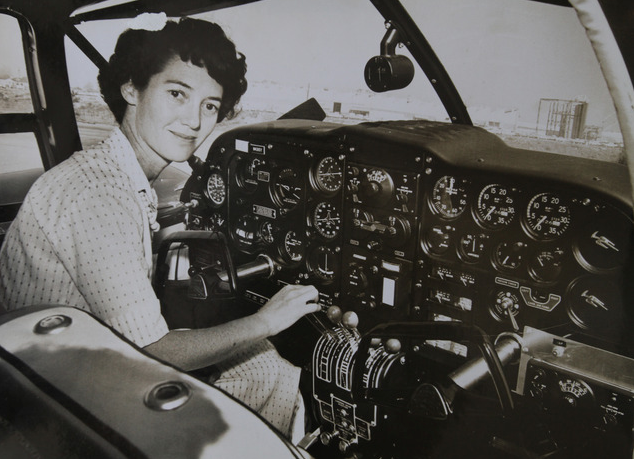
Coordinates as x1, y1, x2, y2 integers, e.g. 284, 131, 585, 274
359, 181, 381, 198
385, 338, 402, 353
319, 430, 339, 445
367, 240, 382, 251
338, 439, 357, 453
342, 311, 359, 329
326, 305, 343, 324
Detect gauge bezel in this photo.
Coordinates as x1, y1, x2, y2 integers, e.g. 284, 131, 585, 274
235, 156, 263, 194
232, 214, 258, 251
422, 224, 456, 256
571, 209, 631, 274
311, 201, 342, 239
278, 230, 305, 264
474, 183, 517, 230
429, 175, 469, 219
310, 156, 343, 196
492, 241, 527, 271
523, 192, 571, 240
271, 167, 303, 210
205, 170, 226, 207
259, 220, 276, 245
457, 232, 489, 264
307, 245, 339, 283
527, 247, 564, 283
565, 276, 622, 331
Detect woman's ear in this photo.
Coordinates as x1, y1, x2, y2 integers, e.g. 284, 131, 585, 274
120, 81, 139, 106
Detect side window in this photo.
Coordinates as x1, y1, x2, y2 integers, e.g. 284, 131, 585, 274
0, 14, 43, 235
65, 34, 117, 148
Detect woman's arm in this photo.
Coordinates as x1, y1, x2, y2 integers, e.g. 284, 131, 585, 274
143, 284, 320, 371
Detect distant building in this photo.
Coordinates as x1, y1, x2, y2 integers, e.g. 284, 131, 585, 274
536, 98, 588, 139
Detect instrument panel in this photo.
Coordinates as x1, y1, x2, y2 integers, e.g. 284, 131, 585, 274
419, 170, 632, 341
182, 119, 633, 355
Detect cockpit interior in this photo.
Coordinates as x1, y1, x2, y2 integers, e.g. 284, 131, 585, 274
1, 0, 634, 458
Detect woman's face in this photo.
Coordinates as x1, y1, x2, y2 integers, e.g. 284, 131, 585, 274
126, 56, 224, 163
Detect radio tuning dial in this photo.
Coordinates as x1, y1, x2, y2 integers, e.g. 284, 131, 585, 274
358, 168, 394, 205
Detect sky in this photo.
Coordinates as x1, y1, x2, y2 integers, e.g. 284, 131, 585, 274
0, 0, 621, 130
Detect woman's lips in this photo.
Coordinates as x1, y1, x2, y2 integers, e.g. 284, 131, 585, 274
170, 130, 197, 141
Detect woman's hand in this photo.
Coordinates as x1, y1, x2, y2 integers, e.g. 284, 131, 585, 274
257, 284, 320, 336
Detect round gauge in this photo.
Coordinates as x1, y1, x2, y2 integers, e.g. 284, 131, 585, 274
475, 184, 517, 229
424, 225, 455, 255
308, 246, 339, 282
236, 157, 263, 193
573, 211, 631, 273
312, 201, 341, 239
458, 233, 489, 263
313, 156, 343, 195
431, 176, 469, 218
207, 213, 225, 232
525, 193, 571, 239
567, 276, 623, 331
493, 241, 527, 270
233, 215, 258, 247
259, 221, 276, 244
206, 171, 226, 206
281, 230, 304, 263
528, 247, 564, 282
272, 168, 303, 210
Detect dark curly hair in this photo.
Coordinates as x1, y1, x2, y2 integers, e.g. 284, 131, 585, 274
98, 17, 247, 124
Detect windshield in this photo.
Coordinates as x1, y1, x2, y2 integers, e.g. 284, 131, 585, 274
401, 0, 623, 162
63, 0, 623, 165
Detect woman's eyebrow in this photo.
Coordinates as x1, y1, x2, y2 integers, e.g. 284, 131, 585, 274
164, 79, 222, 101
165, 79, 192, 89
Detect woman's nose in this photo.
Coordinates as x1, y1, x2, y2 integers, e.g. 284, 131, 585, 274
181, 102, 201, 130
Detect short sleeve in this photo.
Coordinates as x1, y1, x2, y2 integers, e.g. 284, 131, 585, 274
51, 182, 169, 347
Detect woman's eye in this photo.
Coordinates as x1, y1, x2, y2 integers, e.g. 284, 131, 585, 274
204, 103, 219, 114
168, 90, 183, 99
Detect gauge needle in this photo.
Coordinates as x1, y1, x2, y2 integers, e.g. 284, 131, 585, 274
485, 206, 496, 219
536, 216, 547, 227
447, 178, 456, 195
582, 290, 608, 310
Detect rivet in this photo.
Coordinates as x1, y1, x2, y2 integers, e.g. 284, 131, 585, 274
34, 315, 72, 334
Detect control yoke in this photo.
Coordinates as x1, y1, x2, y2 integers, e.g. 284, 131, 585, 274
353, 322, 521, 420
154, 230, 275, 301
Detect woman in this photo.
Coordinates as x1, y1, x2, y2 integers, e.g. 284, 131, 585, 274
0, 17, 319, 439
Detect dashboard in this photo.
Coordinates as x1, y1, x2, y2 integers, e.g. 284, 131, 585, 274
178, 118, 634, 457
182, 119, 633, 350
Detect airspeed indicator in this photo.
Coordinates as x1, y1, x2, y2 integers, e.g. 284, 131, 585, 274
476, 184, 517, 228
431, 176, 469, 218
206, 171, 226, 206
525, 192, 571, 239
